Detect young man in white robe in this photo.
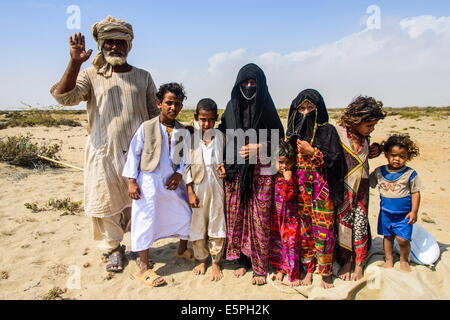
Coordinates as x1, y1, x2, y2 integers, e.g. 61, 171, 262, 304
183, 99, 227, 281
50, 16, 159, 272
123, 83, 192, 287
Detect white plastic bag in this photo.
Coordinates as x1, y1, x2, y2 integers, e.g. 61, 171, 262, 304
394, 223, 440, 266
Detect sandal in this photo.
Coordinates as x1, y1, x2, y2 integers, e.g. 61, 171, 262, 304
135, 269, 166, 287
106, 245, 125, 273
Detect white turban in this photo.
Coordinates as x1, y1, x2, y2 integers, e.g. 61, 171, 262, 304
91, 16, 134, 78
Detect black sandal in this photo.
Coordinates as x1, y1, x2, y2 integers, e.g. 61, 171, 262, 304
106, 245, 125, 273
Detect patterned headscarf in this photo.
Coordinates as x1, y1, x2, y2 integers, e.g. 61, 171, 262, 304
91, 16, 134, 78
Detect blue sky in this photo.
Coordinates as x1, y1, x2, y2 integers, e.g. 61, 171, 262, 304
2, 0, 450, 109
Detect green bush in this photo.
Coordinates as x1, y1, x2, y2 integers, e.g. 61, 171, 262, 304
0, 134, 61, 168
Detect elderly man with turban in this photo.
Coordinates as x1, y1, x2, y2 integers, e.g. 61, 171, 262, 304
51, 16, 159, 272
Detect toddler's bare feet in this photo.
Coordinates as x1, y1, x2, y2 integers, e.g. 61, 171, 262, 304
233, 267, 247, 278
338, 261, 352, 281
352, 265, 364, 281
382, 259, 394, 268
272, 272, 284, 282
300, 272, 313, 286
289, 279, 301, 287
400, 261, 412, 272
210, 262, 223, 281
193, 262, 207, 275
321, 275, 334, 289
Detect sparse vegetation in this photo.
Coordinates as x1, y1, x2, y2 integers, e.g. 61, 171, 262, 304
24, 198, 83, 216
383, 106, 450, 120
1, 106, 449, 127
48, 198, 83, 216
0, 271, 9, 280
24, 202, 46, 213
42, 287, 66, 300
0, 134, 61, 168
0, 109, 82, 129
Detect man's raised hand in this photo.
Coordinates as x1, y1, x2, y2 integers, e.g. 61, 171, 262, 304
69, 32, 93, 63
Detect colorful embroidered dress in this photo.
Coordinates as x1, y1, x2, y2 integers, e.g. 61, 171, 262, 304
295, 149, 335, 276
224, 166, 274, 276
269, 177, 301, 281
335, 125, 371, 266
286, 89, 343, 277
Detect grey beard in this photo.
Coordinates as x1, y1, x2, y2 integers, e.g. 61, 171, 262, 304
103, 50, 127, 66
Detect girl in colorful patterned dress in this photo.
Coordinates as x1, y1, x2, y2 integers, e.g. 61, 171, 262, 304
335, 96, 386, 281
286, 89, 345, 289
269, 140, 301, 286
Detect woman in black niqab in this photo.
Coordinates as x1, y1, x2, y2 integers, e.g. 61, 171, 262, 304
286, 88, 345, 206
286, 88, 344, 288
218, 63, 284, 284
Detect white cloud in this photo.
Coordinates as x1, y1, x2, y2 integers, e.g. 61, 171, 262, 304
186, 15, 450, 109
207, 48, 247, 74
3, 15, 450, 111
400, 15, 450, 39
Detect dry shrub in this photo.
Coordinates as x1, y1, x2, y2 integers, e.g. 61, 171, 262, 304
0, 110, 81, 128
24, 197, 83, 216
47, 198, 83, 216
42, 287, 66, 300
0, 134, 61, 168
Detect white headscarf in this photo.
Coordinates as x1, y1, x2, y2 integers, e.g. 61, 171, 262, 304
91, 16, 134, 78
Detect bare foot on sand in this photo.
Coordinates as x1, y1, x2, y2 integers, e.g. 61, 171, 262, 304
321, 275, 334, 289
272, 272, 284, 282
233, 267, 247, 278
210, 262, 223, 281
382, 259, 394, 269
300, 272, 313, 286
176, 248, 195, 262
352, 265, 364, 281
289, 279, 301, 287
251, 275, 267, 285
193, 261, 207, 275
400, 261, 412, 272
338, 262, 352, 281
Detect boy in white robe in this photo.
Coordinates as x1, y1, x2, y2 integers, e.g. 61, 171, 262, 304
183, 99, 227, 281
122, 83, 192, 287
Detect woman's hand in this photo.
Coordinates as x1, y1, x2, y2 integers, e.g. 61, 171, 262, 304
297, 140, 315, 155
166, 173, 182, 190
128, 179, 141, 200
239, 144, 261, 160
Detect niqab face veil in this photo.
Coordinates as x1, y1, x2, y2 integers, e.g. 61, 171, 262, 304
218, 63, 285, 203
286, 89, 329, 145
286, 88, 346, 208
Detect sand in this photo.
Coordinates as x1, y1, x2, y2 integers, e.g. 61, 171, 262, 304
0, 115, 449, 300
